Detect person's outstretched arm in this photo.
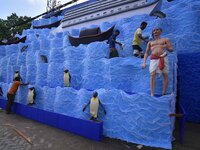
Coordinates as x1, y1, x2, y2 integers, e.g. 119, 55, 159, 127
112, 38, 122, 46
138, 33, 148, 43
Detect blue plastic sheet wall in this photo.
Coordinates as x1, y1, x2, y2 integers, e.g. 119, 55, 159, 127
3, 0, 199, 149
178, 53, 200, 123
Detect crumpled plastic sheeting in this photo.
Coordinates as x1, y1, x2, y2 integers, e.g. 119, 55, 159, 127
20, 65, 27, 82
63, 45, 86, 61
109, 57, 148, 93
17, 53, 27, 66
41, 29, 50, 35
17, 85, 29, 105
75, 88, 92, 119
25, 29, 34, 35
50, 38, 63, 49
43, 86, 56, 112
53, 87, 92, 119
63, 35, 71, 47
52, 87, 173, 149
6, 45, 19, 56
54, 87, 79, 116
158, 0, 200, 54
40, 39, 51, 50
82, 58, 110, 90
26, 65, 37, 85
97, 89, 173, 149
12, 65, 20, 73
48, 33, 55, 39
31, 40, 40, 52
25, 34, 37, 43
63, 46, 85, 88
35, 63, 48, 87
0, 46, 6, 58
55, 32, 64, 39
64, 59, 83, 89
7, 54, 17, 66
49, 48, 65, 63
6, 66, 13, 84
178, 52, 200, 122
119, 22, 137, 57
47, 63, 63, 88
85, 42, 109, 60
37, 34, 47, 41
0, 57, 8, 82
81, 56, 174, 95
26, 51, 36, 65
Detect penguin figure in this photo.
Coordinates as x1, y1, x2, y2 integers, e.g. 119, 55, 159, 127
27, 87, 36, 105
14, 71, 23, 81
82, 91, 106, 121
40, 55, 48, 63
64, 69, 71, 87
0, 87, 3, 96
21, 45, 28, 53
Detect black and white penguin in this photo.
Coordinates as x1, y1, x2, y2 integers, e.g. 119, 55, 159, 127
64, 69, 71, 87
0, 87, 3, 96
40, 55, 48, 63
13, 71, 23, 81
82, 91, 106, 121
27, 87, 36, 105
20, 45, 28, 53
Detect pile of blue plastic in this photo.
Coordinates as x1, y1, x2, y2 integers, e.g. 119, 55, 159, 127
162, 0, 200, 123
2, 0, 200, 148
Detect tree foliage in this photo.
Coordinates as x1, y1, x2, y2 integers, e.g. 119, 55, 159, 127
0, 13, 31, 40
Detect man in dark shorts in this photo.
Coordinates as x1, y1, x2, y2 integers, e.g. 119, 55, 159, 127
107, 30, 123, 58
6, 77, 29, 114
132, 22, 148, 58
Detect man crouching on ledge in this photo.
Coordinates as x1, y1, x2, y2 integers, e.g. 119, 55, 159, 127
142, 27, 173, 96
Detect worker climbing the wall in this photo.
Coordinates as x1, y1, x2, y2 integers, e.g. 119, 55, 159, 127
107, 29, 123, 58
132, 21, 148, 58
6, 77, 29, 114
142, 27, 173, 96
